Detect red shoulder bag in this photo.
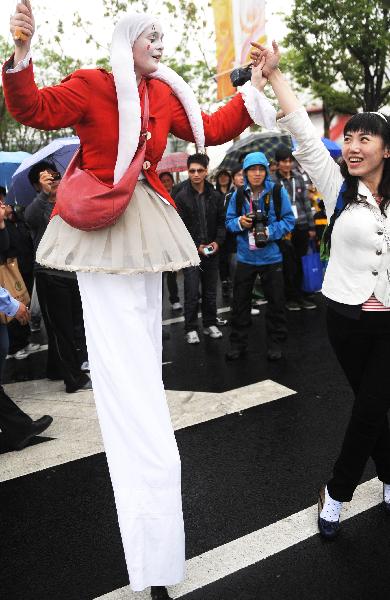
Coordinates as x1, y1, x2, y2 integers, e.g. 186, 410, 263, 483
56, 80, 149, 231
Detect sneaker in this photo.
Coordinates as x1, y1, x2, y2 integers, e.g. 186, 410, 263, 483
300, 299, 317, 310
171, 302, 182, 311
81, 361, 90, 372
286, 301, 302, 311
186, 330, 200, 344
254, 298, 267, 306
216, 316, 228, 326
14, 343, 41, 360
251, 307, 260, 316
203, 325, 223, 339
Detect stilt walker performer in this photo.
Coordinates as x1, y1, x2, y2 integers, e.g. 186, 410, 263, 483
3, 3, 276, 597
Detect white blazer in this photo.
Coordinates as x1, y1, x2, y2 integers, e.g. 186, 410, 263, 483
278, 108, 390, 307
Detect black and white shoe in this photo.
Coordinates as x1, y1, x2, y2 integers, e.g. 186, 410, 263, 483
318, 486, 340, 540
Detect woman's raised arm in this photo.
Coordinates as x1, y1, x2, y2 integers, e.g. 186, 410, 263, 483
251, 41, 343, 214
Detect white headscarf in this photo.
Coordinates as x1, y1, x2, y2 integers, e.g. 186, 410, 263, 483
111, 12, 206, 183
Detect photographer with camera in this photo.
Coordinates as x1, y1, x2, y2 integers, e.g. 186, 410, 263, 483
225, 152, 295, 361
174, 153, 226, 344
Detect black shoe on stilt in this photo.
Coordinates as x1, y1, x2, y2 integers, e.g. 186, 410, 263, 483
150, 586, 172, 600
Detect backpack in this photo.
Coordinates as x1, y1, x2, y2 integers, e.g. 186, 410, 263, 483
319, 181, 347, 261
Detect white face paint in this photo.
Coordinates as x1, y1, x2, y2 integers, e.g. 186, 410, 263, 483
133, 23, 164, 79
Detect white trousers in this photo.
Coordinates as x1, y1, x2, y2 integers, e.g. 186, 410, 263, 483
77, 272, 185, 592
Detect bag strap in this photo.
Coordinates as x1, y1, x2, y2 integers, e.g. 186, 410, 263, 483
235, 185, 249, 216
138, 80, 150, 148
334, 180, 347, 214
263, 183, 282, 220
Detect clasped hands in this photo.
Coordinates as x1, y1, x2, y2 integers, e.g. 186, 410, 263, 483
249, 40, 281, 92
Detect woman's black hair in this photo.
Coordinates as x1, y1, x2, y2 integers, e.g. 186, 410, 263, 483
339, 112, 390, 214
215, 169, 232, 193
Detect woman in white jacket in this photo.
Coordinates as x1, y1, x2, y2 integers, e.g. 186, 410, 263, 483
249, 41, 390, 539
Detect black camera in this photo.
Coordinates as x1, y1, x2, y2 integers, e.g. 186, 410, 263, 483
230, 64, 252, 87
246, 209, 268, 248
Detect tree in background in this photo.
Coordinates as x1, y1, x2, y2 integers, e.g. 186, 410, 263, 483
283, 0, 390, 136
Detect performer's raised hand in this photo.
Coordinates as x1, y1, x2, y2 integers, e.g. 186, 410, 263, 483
250, 40, 281, 78
250, 55, 267, 92
10, 1, 35, 61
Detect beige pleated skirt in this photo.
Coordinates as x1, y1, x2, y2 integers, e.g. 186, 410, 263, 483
37, 181, 200, 275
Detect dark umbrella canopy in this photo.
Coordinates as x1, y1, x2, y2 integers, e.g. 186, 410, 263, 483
218, 131, 293, 171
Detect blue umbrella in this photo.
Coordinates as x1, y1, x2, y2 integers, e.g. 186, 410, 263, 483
0, 151, 31, 191
291, 137, 342, 159
7, 137, 80, 206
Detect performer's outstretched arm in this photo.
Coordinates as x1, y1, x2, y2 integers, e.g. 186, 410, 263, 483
170, 58, 277, 146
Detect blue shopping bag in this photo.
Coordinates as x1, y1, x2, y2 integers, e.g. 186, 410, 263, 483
301, 241, 323, 293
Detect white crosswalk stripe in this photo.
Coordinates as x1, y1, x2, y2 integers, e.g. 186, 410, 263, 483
94, 477, 384, 599
0, 378, 295, 482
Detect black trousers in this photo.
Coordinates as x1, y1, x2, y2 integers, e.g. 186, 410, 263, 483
229, 261, 287, 351
327, 308, 390, 501
283, 228, 310, 302
35, 271, 86, 387
183, 255, 219, 332
0, 324, 32, 441
163, 271, 180, 304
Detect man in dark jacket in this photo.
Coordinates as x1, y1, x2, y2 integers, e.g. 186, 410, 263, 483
24, 161, 90, 393
174, 153, 225, 344
274, 147, 317, 311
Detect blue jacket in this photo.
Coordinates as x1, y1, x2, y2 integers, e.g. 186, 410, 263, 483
226, 179, 295, 266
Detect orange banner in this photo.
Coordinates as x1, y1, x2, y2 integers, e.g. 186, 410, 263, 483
212, 0, 236, 99
212, 0, 266, 100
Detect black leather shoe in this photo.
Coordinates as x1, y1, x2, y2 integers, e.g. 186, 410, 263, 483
318, 486, 340, 540
11, 415, 53, 451
383, 484, 390, 513
150, 586, 172, 600
267, 348, 282, 361
225, 348, 247, 361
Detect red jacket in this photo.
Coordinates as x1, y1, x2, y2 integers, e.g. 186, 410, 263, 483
2, 59, 252, 209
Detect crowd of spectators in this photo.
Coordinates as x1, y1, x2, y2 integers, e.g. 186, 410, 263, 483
158, 145, 324, 359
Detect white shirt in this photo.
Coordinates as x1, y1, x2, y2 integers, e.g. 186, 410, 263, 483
278, 108, 390, 307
